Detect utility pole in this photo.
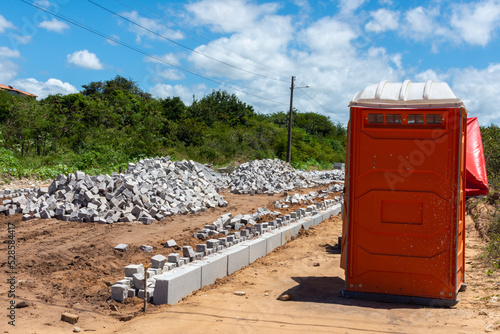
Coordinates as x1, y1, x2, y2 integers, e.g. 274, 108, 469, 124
286, 76, 295, 163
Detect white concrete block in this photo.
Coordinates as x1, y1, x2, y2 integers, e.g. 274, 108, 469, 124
301, 217, 314, 230
331, 203, 341, 216
199, 252, 228, 287
322, 211, 331, 221
311, 213, 322, 226
241, 238, 266, 263
153, 265, 202, 305
262, 231, 282, 254
225, 245, 250, 275
280, 222, 301, 244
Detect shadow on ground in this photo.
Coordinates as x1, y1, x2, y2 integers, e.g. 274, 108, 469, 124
279, 276, 424, 310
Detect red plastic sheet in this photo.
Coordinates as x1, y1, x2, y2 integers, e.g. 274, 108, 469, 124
466, 117, 489, 196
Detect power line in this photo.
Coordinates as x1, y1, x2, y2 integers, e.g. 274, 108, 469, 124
294, 78, 347, 120
19, 0, 289, 107
295, 88, 345, 121
89, 0, 289, 83
117, 0, 294, 80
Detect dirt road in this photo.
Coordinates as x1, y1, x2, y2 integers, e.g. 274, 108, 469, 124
1, 185, 499, 333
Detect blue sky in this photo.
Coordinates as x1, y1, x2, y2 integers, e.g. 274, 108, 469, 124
1, 0, 500, 125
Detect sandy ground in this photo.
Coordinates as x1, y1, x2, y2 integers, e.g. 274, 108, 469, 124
1, 184, 499, 333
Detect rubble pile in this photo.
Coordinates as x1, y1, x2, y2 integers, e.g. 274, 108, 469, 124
228, 159, 319, 194
193, 206, 281, 239
1, 157, 227, 223
326, 183, 343, 193
0, 156, 346, 223
273, 190, 342, 208
298, 169, 345, 182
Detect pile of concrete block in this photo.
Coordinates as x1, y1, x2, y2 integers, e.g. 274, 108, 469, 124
297, 169, 345, 183
0, 188, 36, 200
228, 159, 320, 194
273, 191, 323, 207
326, 183, 343, 193
2, 157, 228, 223
111, 197, 343, 304
0, 156, 346, 222
126, 158, 231, 191
193, 207, 281, 239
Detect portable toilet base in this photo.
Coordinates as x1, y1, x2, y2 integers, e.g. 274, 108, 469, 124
340, 80, 467, 307
340, 288, 462, 307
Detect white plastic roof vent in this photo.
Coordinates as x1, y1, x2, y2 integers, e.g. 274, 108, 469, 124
350, 80, 463, 109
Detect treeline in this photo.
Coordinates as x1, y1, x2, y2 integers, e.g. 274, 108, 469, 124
0, 76, 346, 179
481, 124, 500, 190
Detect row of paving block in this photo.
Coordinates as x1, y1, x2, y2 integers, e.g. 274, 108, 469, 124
111, 200, 342, 305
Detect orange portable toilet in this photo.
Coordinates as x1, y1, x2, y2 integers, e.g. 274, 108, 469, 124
340, 80, 467, 307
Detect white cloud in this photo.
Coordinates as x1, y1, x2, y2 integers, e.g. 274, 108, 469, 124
399, 6, 456, 50
0, 46, 20, 58
106, 34, 120, 46
156, 69, 185, 81
10, 34, 32, 45
67, 50, 104, 70
149, 83, 207, 104
365, 9, 399, 32
414, 69, 450, 83
0, 15, 15, 33
186, 0, 280, 33
188, 13, 293, 80
391, 53, 402, 70
121, 11, 184, 44
0, 60, 18, 83
299, 17, 357, 54
38, 18, 70, 33
185, 2, 405, 123
451, 0, 500, 46
450, 64, 500, 125
9, 78, 78, 98
33, 0, 55, 7
403, 7, 439, 40
145, 63, 185, 81
144, 53, 182, 66
0, 46, 20, 83
338, 0, 367, 15
143, 1, 500, 126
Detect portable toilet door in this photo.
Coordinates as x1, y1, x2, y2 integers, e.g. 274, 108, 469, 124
340, 80, 467, 307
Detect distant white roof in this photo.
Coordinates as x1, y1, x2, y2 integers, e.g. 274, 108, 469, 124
349, 80, 463, 108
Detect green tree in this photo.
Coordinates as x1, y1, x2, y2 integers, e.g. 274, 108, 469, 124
81, 75, 151, 99
189, 90, 255, 126
481, 124, 500, 190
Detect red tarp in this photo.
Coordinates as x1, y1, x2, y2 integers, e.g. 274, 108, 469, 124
466, 117, 489, 196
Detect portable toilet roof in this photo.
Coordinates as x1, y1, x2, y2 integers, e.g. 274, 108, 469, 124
349, 80, 463, 109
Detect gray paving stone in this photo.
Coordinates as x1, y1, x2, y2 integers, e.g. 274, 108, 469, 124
114, 244, 128, 252
151, 255, 167, 269
111, 284, 128, 302
168, 253, 180, 263
124, 264, 144, 277
182, 246, 195, 259
164, 239, 178, 248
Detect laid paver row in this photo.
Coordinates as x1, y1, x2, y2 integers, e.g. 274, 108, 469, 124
111, 198, 342, 304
